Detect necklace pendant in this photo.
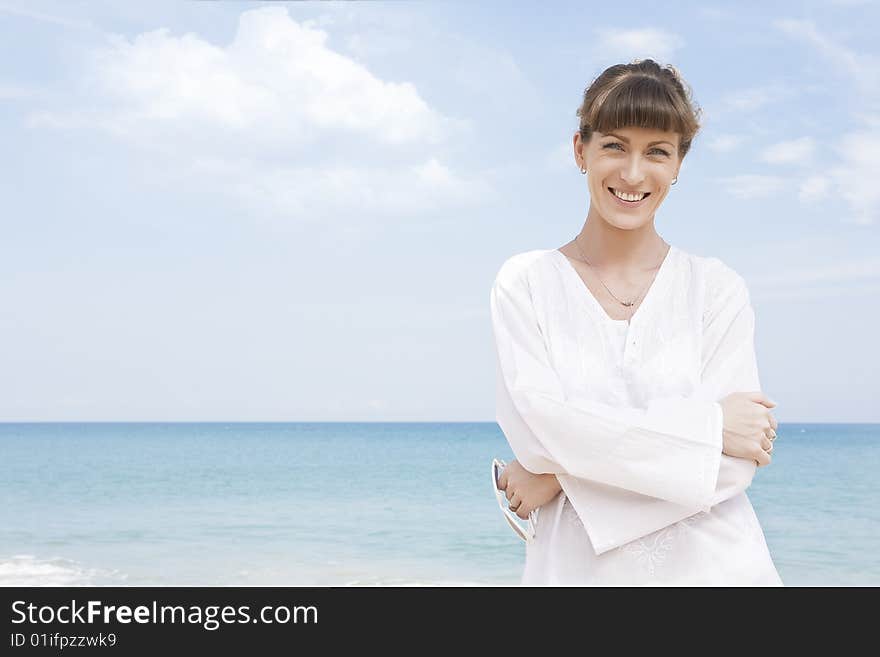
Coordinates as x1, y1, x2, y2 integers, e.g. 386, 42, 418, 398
622, 301, 633, 307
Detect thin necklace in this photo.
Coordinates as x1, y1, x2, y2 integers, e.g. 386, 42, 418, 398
572, 235, 667, 308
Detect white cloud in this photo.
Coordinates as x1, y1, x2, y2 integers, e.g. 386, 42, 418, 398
591, 28, 686, 64
714, 129, 878, 222
715, 174, 787, 199
760, 136, 815, 164
772, 19, 880, 224
27, 6, 487, 220
73, 8, 454, 146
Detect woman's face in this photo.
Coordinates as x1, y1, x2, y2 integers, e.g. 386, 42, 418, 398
575, 126, 681, 231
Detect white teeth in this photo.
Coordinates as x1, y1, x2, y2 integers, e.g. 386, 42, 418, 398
612, 189, 647, 202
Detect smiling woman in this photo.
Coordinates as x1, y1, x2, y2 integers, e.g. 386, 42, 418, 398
490, 59, 782, 586
572, 61, 701, 234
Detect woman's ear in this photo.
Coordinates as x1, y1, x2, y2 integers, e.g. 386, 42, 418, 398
573, 133, 584, 167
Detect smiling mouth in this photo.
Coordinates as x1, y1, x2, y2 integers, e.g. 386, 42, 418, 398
608, 187, 651, 202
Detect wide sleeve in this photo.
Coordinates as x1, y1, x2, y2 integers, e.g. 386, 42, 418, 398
491, 259, 724, 510
691, 261, 763, 504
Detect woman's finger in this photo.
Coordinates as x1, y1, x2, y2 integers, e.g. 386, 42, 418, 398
508, 492, 521, 511
748, 391, 776, 408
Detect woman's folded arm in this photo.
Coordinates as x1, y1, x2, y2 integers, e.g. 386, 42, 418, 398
491, 263, 723, 509
491, 255, 765, 553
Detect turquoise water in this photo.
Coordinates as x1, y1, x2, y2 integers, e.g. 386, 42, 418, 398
1, 422, 877, 586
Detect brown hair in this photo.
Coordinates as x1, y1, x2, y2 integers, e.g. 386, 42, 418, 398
576, 59, 702, 160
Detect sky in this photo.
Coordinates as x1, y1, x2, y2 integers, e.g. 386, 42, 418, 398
1, 0, 878, 423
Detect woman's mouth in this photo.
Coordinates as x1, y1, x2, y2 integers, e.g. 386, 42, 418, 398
608, 187, 650, 208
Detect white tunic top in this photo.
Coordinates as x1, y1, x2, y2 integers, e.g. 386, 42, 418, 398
490, 245, 782, 586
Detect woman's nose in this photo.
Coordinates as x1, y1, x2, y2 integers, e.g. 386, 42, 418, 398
621, 157, 647, 184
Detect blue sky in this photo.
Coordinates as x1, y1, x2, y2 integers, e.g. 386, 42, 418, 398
1, 0, 878, 422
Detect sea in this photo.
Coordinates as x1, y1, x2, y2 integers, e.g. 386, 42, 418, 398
1, 422, 877, 586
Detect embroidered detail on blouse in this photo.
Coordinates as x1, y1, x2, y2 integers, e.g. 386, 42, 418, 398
616, 513, 704, 576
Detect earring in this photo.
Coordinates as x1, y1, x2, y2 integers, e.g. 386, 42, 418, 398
580, 166, 587, 175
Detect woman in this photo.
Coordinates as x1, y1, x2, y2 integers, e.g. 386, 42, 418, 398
490, 59, 782, 585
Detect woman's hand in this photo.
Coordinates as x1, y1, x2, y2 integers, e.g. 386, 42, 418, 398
719, 392, 778, 467
497, 460, 563, 520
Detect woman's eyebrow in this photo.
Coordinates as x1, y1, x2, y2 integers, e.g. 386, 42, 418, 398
605, 132, 675, 147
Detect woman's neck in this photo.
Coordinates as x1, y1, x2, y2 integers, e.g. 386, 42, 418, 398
574, 215, 668, 273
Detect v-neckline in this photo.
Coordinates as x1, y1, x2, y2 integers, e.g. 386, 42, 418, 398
552, 244, 676, 329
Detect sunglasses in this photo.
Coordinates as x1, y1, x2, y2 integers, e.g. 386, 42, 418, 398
491, 458, 537, 542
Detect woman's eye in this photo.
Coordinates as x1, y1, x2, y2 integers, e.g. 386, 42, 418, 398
603, 142, 670, 156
